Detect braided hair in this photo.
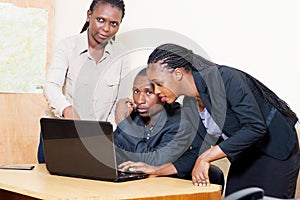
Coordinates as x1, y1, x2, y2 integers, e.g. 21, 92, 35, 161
147, 43, 297, 122
147, 43, 216, 72
246, 74, 297, 121
80, 0, 125, 33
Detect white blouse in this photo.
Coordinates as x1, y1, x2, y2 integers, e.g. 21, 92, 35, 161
199, 108, 228, 140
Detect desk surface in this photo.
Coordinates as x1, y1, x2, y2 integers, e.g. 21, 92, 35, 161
0, 164, 221, 200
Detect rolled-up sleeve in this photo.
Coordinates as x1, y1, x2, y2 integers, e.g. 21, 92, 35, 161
43, 41, 71, 117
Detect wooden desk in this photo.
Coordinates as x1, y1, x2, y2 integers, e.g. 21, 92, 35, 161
0, 164, 221, 200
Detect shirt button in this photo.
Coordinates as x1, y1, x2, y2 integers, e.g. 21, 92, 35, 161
189, 146, 193, 150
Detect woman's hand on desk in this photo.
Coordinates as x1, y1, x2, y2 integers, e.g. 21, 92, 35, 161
192, 157, 211, 186
118, 161, 177, 177
192, 145, 226, 187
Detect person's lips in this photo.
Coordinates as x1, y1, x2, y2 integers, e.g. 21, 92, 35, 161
137, 108, 149, 113
98, 33, 109, 40
160, 96, 167, 102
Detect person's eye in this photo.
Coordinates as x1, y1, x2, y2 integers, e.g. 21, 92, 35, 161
155, 82, 163, 87
146, 91, 153, 95
110, 22, 119, 27
97, 18, 104, 23
133, 90, 139, 94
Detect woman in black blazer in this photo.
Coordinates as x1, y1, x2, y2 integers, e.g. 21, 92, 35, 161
145, 43, 300, 199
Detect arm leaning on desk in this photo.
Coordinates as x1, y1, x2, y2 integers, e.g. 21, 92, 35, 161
0, 164, 222, 200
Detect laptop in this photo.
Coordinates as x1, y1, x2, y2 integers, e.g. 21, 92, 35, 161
40, 117, 148, 182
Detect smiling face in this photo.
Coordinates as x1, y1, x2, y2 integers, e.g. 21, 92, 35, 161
146, 62, 181, 104
132, 75, 163, 118
87, 3, 122, 46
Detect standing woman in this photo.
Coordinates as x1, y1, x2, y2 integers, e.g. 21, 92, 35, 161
146, 43, 300, 198
39, 0, 126, 162
44, 0, 125, 120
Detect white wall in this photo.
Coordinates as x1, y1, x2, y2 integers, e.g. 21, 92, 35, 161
54, 0, 300, 117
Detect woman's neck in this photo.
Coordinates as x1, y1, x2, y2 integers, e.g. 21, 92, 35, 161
185, 72, 205, 111
196, 96, 205, 112
88, 33, 108, 63
89, 46, 105, 63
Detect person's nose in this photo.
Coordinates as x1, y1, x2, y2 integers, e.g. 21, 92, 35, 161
102, 22, 110, 32
137, 93, 146, 104
154, 86, 161, 95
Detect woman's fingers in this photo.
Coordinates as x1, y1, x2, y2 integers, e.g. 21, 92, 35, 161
192, 175, 210, 186
191, 158, 211, 186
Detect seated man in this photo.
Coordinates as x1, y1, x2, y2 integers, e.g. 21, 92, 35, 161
114, 68, 224, 188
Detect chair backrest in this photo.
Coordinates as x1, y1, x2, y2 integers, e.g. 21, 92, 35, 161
223, 187, 264, 200
223, 187, 289, 200
209, 164, 225, 194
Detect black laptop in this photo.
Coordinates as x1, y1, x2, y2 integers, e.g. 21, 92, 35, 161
40, 118, 148, 182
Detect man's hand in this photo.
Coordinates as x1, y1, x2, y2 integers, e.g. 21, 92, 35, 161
118, 161, 157, 175
115, 98, 136, 124
118, 161, 177, 177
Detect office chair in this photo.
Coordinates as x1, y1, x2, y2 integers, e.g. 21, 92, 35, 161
224, 187, 264, 200
223, 187, 292, 200
209, 164, 225, 194
37, 132, 45, 163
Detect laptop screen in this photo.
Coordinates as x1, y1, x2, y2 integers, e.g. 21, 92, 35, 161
41, 118, 119, 180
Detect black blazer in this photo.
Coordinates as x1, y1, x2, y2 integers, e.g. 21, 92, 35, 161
185, 65, 298, 161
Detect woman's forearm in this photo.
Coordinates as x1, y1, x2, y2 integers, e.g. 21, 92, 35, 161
199, 145, 227, 162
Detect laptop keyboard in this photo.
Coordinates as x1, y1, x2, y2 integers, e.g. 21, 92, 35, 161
117, 171, 148, 179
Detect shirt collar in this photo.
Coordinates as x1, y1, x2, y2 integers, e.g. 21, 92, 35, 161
135, 109, 166, 132
78, 30, 114, 57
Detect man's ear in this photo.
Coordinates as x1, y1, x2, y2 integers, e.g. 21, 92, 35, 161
174, 68, 183, 81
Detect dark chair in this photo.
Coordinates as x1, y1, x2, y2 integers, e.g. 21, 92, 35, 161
37, 131, 45, 163
223, 187, 290, 200
224, 187, 264, 200
209, 164, 225, 194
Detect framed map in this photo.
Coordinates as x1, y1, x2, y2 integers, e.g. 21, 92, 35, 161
0, 3, 48, 93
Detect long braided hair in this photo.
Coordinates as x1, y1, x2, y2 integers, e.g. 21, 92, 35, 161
80, 0, 125, 33
147, 43, 297, 122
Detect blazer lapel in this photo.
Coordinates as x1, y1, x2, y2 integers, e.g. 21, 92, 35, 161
192, 71, 212, 112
